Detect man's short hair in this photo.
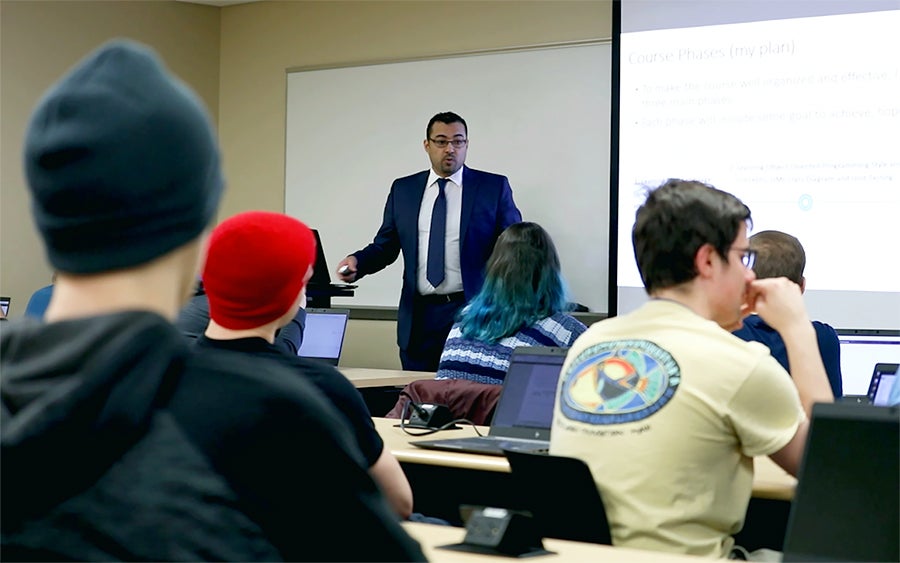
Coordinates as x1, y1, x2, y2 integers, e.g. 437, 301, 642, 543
632, 179, 752, 293
749, 230, 805, 285
426, 111, 467, 138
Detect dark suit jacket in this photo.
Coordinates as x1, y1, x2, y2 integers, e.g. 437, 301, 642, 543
353, 166, 521, 349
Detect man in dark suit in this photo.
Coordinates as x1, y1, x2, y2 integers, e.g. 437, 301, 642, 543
337, 112, 522, 371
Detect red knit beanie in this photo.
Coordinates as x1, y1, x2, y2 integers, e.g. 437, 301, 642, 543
204, 211, 316, 330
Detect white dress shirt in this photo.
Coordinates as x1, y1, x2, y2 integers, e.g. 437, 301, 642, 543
417, 167, 464, 295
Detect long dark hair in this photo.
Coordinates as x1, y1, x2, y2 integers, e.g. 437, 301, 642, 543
457, 222, 570, 343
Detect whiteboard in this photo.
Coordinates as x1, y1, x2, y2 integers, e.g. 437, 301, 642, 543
285, 42, 611, 311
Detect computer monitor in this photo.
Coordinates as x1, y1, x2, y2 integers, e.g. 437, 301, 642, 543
835, 329, 900, 395
783, 402, 899, 562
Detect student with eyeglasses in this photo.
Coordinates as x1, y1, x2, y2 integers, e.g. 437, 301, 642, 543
550, 179, 833, 559
337, 111, 522, 371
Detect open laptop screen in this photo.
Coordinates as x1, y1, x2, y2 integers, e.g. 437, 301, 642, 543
836, 329, 900, 395
296, 308, 350, 365
0, 296, 10, 317
491, 348, 567, 434
868, 363, 900, 407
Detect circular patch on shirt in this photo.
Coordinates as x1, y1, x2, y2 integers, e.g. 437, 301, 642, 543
560, 340, 680, 424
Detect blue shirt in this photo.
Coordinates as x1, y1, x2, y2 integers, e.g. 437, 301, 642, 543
24, 284, 54, 319
733, 315, 843, 398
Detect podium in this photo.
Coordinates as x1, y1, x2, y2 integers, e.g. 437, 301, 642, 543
306, 283, 355, 309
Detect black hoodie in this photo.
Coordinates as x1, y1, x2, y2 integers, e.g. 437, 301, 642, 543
1, 312, 425, 562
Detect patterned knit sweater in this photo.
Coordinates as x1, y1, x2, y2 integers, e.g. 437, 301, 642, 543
435, 313, 587, 384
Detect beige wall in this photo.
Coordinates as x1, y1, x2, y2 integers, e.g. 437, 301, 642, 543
0, 0, 221, 314
217, 0, 611, 220
1, 0, 610, 367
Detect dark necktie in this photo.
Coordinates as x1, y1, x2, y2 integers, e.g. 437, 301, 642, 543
427, 178, 448, 288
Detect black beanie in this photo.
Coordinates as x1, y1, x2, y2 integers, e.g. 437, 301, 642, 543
23, 39, 224, 274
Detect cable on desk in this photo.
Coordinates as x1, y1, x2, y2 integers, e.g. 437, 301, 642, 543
398, 395, 484, 437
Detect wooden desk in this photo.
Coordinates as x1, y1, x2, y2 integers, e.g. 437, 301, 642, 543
402, 522, 705, 562
378, 418, 796, 550
340, 367, 434, 389
375, 417, 796, 500
752, 455, 797, 501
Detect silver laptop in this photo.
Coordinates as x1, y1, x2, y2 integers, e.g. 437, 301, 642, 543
296, 308, 350, 366
410, 347, 568, 457
867, 363, 900, 407
836, 329, 900, 396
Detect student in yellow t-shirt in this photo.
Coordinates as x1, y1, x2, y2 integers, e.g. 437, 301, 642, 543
551, 179, 834, 558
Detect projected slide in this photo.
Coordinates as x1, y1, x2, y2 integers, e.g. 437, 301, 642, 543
615, 2, 900, 328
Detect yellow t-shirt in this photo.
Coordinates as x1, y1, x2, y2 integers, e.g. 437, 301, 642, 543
550, 299, 804, 558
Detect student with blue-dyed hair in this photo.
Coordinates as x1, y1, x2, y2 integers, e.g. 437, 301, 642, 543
435, 222, 586, 384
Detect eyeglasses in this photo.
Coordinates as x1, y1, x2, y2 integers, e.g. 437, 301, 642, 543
429, 138, 468, 149
730, 247, 757, 269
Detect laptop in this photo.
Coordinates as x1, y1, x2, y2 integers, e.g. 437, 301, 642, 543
867, 363, 900, 406
782, 402, 899, 562
410, 347, 568, 456
0, 296, 10, 317
307, 229, 357, 309
296, 308, 350, 366
308, 229, 357, 290
836, 329, 900, 396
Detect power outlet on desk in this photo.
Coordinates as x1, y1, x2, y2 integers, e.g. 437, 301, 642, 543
462, 506, 544, 556
408, 403, 454, 429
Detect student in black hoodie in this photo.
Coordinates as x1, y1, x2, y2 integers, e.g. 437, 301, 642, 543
196, 210, 414, 519
175, 277, 307, 354
0, 39, 424, 562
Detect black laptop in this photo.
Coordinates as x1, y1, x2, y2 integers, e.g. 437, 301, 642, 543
782, 402, 899, 562
867, 363, 900, 406
308, 229, 356, 290
410, 347, 568, 456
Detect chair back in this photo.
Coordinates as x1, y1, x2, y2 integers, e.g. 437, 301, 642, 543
503, 449, 612, 545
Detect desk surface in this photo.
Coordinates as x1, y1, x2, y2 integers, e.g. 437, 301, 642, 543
340, 367, 434, 388
402, 522, 705, 562
375, 417, 796, 501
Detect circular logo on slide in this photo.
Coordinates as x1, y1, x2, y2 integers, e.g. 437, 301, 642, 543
559, 340, 680, 424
